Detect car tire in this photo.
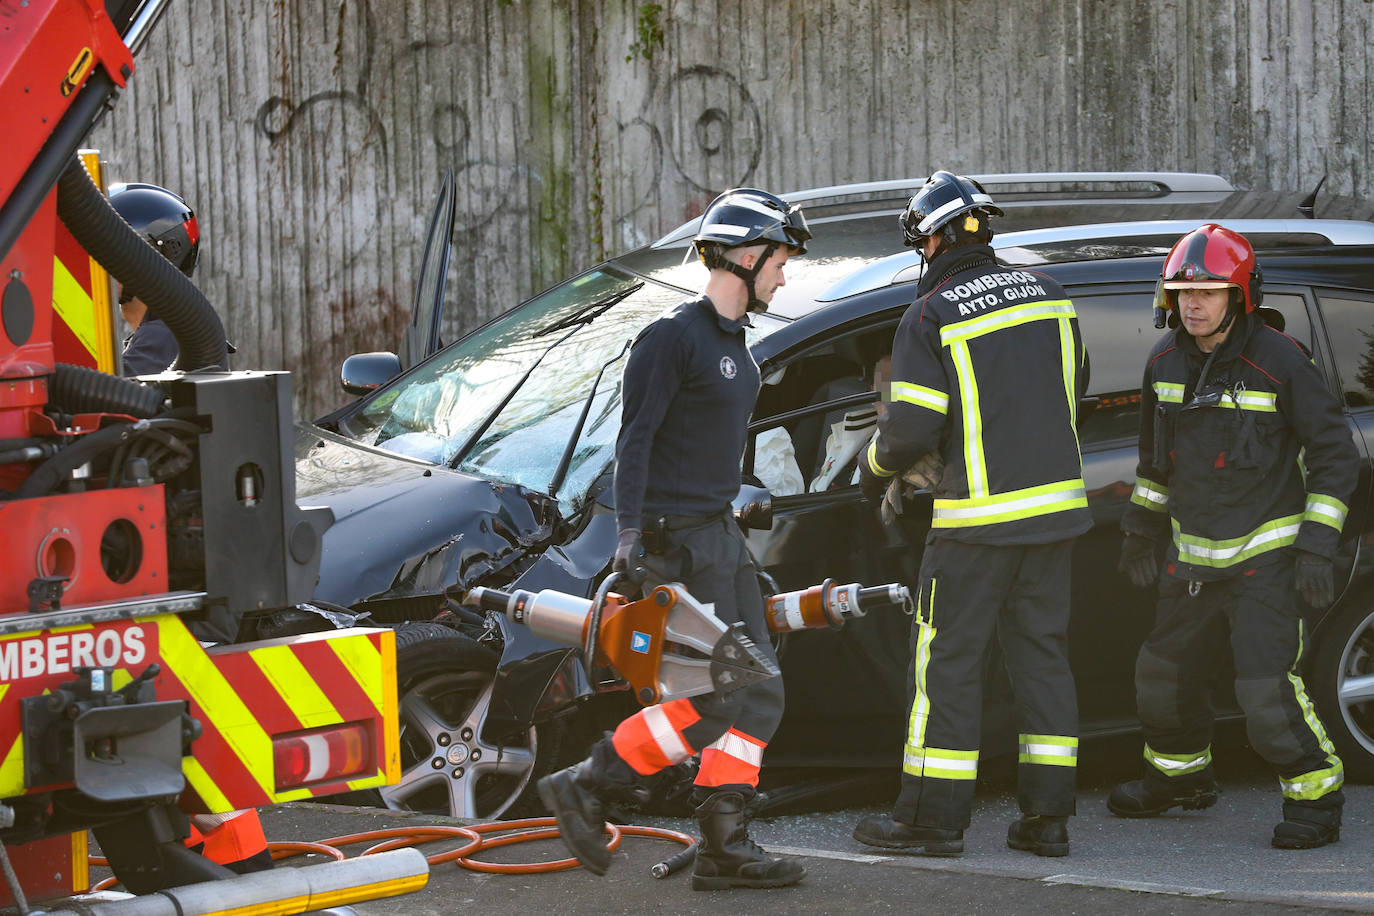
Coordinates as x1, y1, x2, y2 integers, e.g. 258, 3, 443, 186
1311, 602, 1374, 782
376, 621, 571, 819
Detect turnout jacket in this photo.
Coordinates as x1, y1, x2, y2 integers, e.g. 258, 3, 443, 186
615, 295, 760, 531
1122, 311, 1358, 581
866, 244, 1092, 545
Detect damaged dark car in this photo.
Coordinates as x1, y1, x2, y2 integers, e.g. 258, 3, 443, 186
294, 171, 1374, 820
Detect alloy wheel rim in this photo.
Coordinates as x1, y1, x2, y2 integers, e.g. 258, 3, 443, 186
381, 670, 537, 819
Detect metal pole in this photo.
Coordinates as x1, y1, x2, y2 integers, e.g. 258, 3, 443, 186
42, 848, 428, 916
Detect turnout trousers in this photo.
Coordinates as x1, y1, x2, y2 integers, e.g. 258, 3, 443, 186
893, 538, 1079, 829
598, 513, 785, 797
1134, 559, 1343, 807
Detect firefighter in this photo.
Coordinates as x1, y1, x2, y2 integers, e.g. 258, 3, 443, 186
538, 188, 810, 890
851, 171, 1091, 857
1112, 223, 1357, 849
108, 182, 199, 375
110, 180, 271, 872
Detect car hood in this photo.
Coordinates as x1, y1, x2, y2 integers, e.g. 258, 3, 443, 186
293, 423, 556, 607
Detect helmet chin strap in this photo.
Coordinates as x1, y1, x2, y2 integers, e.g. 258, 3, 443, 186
1216, 303, 1239, 336
712, 241, 778, 314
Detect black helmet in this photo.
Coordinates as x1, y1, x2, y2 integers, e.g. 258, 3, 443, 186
109, 182, 200, 277
693, 188, 810, 313
899, 171, 1003, 251
693, 187, 811, 257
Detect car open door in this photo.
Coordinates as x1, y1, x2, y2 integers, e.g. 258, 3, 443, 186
402, 167, 456, 370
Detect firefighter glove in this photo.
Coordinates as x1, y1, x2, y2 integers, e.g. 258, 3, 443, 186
880, 477, 903, 527
1117, 533, 1159, 590
859, 460, 886, 504
614, 528, 645, 581
903, 450, 945, 492
1294, 550, 1334, 609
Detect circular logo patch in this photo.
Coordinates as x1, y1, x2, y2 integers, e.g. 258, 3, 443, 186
720, 356, 737, 379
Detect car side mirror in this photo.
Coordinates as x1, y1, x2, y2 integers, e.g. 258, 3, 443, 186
340, 351, 402, 396
733, 484, 774, 531
1077, 396, 1101, 423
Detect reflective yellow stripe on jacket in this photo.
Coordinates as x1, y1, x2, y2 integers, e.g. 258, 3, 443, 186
1171, 514, 1302, 568
932, 479, 1088, 528
1131, 477, 1169, 513
890, 381, 949, 415
1304, 493, 1348, 532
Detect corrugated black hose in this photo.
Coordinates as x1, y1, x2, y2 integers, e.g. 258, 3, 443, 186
15, 415, 199, 499
50, 362, 163, 418
55, 157, 227, 372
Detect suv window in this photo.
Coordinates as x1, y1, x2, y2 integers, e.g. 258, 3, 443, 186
1315, 289, 1374, 408
750, 327, 896, 495
342, 269, 783, 509
1074, 290, 1312, 445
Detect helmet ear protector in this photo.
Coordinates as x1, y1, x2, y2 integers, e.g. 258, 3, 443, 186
1151, 223, 1262, 329
899, 171, 1002, 253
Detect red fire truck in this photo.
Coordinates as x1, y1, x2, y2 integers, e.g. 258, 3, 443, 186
0, 1, 419, 909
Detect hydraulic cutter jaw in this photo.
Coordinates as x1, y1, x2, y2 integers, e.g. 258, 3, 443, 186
656, 586, 778, 702
707, 621, 778, 695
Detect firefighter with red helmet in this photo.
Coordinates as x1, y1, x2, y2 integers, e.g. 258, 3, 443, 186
109, 181, 200, 375
1114, 223, 1358, 848
539, 188, 810, 890
852, 171, 1091, 858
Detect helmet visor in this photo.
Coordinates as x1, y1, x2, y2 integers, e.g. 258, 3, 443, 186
777, 204, 811, 254
899, 207, 926, 248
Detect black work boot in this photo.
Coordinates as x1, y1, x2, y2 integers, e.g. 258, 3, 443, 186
1273, 800, 1342, 850
1107, 777, 1218, 818
852, 815, 963, 855
537, 762, 612, 875
691, 791, 805, 890
1007, 815, 1069, 857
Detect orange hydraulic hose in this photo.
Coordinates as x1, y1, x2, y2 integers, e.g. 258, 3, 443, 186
89, 817, 696, 885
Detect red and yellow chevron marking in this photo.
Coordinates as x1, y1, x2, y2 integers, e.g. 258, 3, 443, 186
50, 149, 116, 372
0, 614, 397, 810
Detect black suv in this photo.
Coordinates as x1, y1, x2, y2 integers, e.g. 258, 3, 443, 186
294, 172, 1374, 820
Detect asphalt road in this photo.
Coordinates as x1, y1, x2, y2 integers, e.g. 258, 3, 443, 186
242, 727, 1374, 915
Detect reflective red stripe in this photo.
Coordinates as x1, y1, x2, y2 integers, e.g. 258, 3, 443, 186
611, 698, 702, 775
697, 728, 766, 787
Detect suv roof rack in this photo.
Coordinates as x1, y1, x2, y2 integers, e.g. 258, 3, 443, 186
653, 172, 1238, 247
817, 218, 1374, 303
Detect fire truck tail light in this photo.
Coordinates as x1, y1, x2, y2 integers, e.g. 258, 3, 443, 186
272, 722, 371, 791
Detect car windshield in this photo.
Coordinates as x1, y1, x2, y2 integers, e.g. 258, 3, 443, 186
344, 266, 781, 511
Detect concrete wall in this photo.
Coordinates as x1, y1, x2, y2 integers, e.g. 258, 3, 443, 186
91, 0, 1374, 417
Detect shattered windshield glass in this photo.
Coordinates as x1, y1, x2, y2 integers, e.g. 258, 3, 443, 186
346, 267, 778, 512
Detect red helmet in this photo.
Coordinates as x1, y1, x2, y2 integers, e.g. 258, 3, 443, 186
1153, 224, 1262, 326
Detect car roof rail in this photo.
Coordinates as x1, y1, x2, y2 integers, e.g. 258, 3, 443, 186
817, 218, 1374, 303
653, 172, 1238, 247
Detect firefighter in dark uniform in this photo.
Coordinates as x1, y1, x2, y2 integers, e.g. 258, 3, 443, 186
108, 181, 268, 872
851, 171, 1091, 858
539, 188, 811, 889
1112, 223, 1357, 849
109, 182, 199, 375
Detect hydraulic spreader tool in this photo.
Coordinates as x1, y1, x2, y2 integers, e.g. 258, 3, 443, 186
466, 576, 912, 706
